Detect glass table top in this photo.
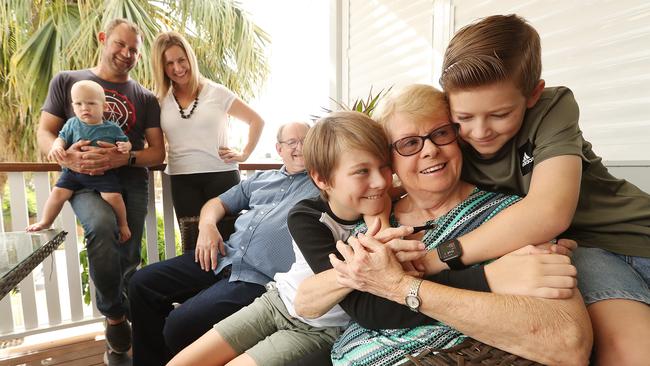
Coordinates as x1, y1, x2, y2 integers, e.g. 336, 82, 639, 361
0, 229, 67, 299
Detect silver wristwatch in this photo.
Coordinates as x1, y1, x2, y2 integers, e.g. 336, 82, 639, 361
405, 278, 423, 312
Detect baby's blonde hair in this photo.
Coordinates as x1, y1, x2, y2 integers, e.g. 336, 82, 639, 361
70, 80, 106, 102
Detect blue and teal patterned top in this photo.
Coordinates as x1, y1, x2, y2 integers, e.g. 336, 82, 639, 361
332, 187, 521, 366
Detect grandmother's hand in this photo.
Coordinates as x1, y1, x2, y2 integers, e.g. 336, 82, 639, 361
329, 233, 407, 298
365, 218, 427, 263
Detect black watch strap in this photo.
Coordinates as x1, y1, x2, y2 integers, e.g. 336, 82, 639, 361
446, 254, 467, 270
438, 238, 468, 270
128, 151, 136, 167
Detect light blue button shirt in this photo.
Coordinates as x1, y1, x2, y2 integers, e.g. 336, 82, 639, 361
215, 167, 319, 286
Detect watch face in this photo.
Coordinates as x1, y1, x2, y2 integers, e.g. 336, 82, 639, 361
438, 240, 461, 261
405, 295, 420, 309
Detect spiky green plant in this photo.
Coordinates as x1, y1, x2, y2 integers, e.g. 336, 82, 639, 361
314, 86, 393, 120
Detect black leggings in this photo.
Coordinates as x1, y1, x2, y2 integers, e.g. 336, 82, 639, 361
169, 170, 240, 220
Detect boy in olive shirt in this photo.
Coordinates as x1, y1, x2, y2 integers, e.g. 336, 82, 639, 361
426, 14, 649, 363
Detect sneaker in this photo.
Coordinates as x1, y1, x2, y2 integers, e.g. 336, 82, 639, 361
105, 318, 132, 354
103, 346, 132, 366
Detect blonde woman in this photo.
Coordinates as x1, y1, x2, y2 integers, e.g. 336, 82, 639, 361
152, 31, 264, 224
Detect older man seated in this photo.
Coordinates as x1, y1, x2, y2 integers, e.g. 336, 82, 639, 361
128, 122, 318, 366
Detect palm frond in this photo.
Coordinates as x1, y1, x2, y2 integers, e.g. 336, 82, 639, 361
163, 0, 269, 100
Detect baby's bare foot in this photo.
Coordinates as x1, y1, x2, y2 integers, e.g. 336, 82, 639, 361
26, 222, 51, 232
119, 225, 131, 243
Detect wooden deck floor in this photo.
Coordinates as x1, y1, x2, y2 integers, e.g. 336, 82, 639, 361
0, 329, 106, 366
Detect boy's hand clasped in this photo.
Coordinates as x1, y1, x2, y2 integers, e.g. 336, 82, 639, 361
331, 233, 408, 297
330, 218, 579, 300
330, 220, 428, 295
535, 238, 577, 257
484, 245, 577, 299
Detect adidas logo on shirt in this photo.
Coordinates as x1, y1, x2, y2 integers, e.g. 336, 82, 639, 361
521, 152, 534, 168
518, 140, 535, 176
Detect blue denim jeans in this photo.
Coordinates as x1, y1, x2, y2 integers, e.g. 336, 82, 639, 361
70, 171, 148, 318
573, 247, 650, 306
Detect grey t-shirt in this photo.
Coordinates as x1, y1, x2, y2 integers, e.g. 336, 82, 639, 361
42, 69, 161, 179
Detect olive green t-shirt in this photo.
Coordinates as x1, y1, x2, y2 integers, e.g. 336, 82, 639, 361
460, 86, 650, 257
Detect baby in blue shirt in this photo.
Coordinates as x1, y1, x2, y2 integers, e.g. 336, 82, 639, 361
27, 80, 132, 242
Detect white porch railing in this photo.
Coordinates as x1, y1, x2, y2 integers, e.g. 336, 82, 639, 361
2, 160, 648, 342
0, 162, 280, 341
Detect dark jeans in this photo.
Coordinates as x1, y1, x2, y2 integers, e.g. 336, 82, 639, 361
70, 172, 147, 318
129, 251, 265, 366
169, 170, 240, 219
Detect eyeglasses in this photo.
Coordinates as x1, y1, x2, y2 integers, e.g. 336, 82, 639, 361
278, 139, 305, 149
391, 124, 459, 157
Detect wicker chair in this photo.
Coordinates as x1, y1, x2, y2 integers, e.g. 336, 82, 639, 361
178, 215, 238, 252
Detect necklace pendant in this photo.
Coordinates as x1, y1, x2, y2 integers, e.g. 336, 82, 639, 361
174, 92, 199, 119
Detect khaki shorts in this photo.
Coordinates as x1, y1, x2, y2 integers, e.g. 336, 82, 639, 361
214, 287, 342, 366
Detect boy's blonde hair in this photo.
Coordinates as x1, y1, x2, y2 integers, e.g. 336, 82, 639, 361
152, 32, 203, 100
440, 14, 541, 97
374, 84, 450, 133
303, 111, 390, 197
71, 80, 106, 102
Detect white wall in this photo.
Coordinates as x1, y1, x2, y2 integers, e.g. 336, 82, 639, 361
335, 0, 436, 105
237, 0, 330, 159
335, 0, 650, 161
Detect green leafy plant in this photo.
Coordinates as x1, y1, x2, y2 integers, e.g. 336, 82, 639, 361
2, 182, 38, 231
139, 213, 182, 265
79, 248, 91, 305
314, 86, 393, 119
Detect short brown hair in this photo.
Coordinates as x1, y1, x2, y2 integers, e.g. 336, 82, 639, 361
374, 84, 449, 134
104, 18, 142, 41
440, 14, 541, 97
303, 111, 390, 196
152, 32, 203, 100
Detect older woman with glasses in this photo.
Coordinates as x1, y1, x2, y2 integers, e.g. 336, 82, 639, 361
294, 84, 592, 365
